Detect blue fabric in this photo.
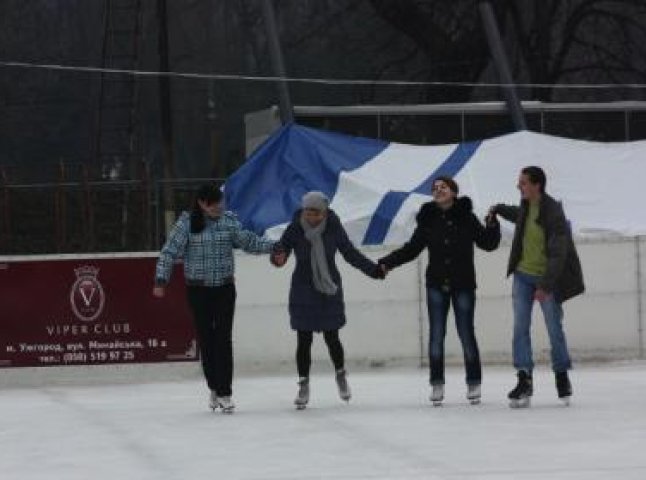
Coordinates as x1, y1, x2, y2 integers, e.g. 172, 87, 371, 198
413, 141, 481, 193
362, 140, 482, 245
225, 124, 388, 235
359, 191, 409, 247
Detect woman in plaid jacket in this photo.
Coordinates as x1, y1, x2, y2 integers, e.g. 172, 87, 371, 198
153, 184, 275, 413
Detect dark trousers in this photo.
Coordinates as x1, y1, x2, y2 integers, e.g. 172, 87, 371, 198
427, 287, 481, 386
296, 330, 344, 378
186, 284, 236, 396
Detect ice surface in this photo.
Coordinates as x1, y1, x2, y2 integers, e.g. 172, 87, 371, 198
1, 362, 645, 480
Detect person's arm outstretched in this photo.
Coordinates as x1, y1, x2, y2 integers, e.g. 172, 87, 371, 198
337, 225, 384, 279
472, 213, 501, 252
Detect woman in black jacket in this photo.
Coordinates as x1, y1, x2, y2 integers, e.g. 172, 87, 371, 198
271, 191, 384, 409
378, 176, 500, 406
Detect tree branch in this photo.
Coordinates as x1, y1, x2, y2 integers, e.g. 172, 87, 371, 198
284, 0, 364, 49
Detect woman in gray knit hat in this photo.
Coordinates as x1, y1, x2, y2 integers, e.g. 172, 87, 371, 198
271, 191, 384, 409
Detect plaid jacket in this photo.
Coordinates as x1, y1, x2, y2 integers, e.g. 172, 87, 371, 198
155, 211, 275, 287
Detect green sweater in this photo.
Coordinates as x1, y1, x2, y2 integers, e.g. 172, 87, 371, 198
517, 201, 547, 276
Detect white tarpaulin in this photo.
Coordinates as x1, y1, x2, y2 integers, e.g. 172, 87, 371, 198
225, 125, 646, 245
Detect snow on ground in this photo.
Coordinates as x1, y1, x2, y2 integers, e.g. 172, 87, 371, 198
1, 362, 645, 480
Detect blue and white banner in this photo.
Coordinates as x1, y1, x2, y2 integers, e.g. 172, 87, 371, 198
225, 124, 646, 245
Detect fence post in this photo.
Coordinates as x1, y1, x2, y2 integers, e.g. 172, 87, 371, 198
141, 159, 153, 251
55, 160, 67, 252
120, 181, 130, 250
154, 179, 161, 250
479, 1, 527, 131
637, 236, 644, 359
82, 164, 95, 251
1, 167, 10, 252
417, 256, 426, 368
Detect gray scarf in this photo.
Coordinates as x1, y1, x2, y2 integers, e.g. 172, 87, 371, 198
300, 215, 338, 296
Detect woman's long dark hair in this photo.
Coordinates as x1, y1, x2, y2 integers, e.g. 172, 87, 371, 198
190, 184, 223, 233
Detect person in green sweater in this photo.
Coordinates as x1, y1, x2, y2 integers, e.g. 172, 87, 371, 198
490, 166, 584, 408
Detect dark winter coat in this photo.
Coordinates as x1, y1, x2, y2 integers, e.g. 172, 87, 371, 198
277, 209, 380, 332
379, 197, 500, 290
494, 193, 584, 303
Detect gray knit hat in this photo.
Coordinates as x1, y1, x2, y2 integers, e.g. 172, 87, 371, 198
301, 191, 329, 211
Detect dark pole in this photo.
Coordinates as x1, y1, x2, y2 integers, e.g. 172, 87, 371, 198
479, 1, 527, 131
157, 0, 176, 234
261, 0, 294, 124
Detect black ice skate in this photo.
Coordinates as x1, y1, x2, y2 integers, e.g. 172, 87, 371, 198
508, 370, 533, 408
335, 369, 351, 402
294, 377, 310, 410
555, 371, 572, 406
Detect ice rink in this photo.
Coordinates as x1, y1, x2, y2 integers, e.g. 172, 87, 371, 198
1, 362, 645, 480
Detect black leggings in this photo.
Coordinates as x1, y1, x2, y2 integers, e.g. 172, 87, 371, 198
296, 330, 345, 378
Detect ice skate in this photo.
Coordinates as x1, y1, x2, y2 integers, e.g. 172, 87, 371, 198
294, 377, 310, 410
215, 395, 235, 414
508, 370, 533, 408
209, 390, 218, 411
555, 371, 572, 406
430, 384, 444, 406
467, 384, 481, 405
335, 369, 351, 402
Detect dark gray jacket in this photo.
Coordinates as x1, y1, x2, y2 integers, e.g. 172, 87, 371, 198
494, 193, 584, 303
277, 209, 380, 332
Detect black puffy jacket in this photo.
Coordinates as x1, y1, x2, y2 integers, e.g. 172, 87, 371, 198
379, 197, 500, 290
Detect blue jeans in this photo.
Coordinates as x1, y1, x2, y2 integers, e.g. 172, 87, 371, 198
512, 272, 572, 373
427, 287, 481, 386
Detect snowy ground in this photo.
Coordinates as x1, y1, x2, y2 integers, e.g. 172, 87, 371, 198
1, 362, 645, 480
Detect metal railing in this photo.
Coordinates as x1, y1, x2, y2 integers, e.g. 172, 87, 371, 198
0, 169, 223, 254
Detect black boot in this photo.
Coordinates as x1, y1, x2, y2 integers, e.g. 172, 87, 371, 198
508, 370, 533, 408
555, 371, 572, 405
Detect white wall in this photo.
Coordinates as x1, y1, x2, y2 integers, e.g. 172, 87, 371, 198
233, 237, 646, 372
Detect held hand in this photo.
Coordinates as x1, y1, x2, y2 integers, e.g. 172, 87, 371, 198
485, 206, 500, 226
271, 252, 287, 267
152, 286, 166, 298
534, 288, 550, 302
373, 263, 388, 280
380, 263, 389, 278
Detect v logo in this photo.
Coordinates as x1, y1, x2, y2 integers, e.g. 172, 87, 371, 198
79, 286, 96, 307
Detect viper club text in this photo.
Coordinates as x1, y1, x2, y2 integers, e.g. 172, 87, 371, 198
45, 322, 131, 336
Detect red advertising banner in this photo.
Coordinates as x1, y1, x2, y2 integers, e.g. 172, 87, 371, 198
0, 254, 196, 367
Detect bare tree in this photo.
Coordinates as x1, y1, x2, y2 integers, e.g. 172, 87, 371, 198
507, 0, 646, 100
369, 0, 646, 101
367, 0, 512, 102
